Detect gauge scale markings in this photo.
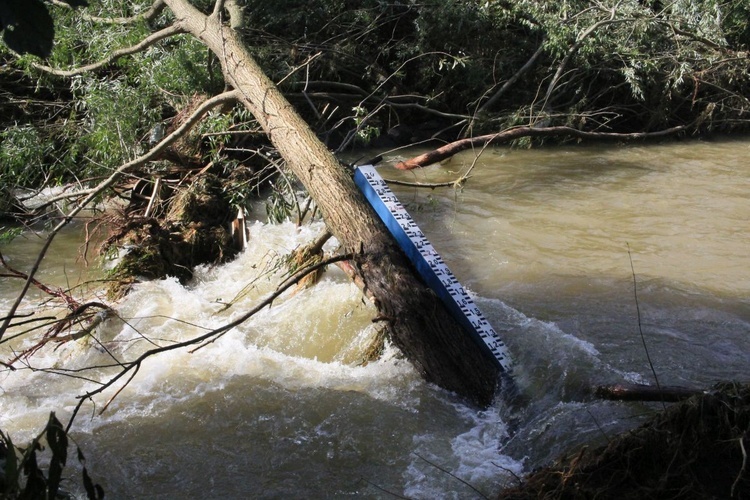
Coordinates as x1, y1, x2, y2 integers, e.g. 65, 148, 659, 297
354, 165, 512, 372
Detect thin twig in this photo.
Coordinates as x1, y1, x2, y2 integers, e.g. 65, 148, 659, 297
65, 253, 353, 431
381, 178, 467, 189
99, 364, 140, 415
359, 477, 410, 499
49, 0, 166, 25
480, 41, 546, 113
731, 434, 747, 498
190, 252, 350, 352
412, 452, 488, 499
627, 243, 665, 411
0, 91, 239, 343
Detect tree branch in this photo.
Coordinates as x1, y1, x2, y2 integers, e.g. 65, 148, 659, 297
32, 24, 185, 77
211, 0, 226, 18
656, 19, 726, 51
49, 0, 166, 25
395, 124, 688, 170
480, 41, 546, 113
65, 252, 353, 431
543, 6, 633, 109
594, 383, 703, 402
0, 90, 239, 342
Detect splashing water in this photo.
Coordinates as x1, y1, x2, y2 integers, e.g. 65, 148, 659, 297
1, 138, 749, 497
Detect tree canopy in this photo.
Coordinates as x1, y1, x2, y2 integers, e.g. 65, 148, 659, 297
3, 0, 750, 203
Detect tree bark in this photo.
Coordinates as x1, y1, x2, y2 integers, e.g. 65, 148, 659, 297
164, 1, 501, 406
395, 125, 688, 170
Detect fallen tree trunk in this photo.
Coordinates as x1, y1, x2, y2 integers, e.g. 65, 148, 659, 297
395, 124, 689, 170
165, 0, 501, 406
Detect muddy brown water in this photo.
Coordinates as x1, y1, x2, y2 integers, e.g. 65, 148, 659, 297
1, 138, 748, 498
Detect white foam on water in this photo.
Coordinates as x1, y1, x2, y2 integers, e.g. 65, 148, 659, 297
0, 219, 525, 498
403, 403, 524, 499
450, 405, 525, 485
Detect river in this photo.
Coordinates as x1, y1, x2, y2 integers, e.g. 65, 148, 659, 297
1, 138, 748, 498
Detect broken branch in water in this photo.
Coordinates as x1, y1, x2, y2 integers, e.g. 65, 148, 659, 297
395, 125, 688, 170
594, 383, 704, 402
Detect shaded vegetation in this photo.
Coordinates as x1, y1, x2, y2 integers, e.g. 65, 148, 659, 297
3, 0, 750, 221
0, 413, 103, 499
499, 382, 750, 499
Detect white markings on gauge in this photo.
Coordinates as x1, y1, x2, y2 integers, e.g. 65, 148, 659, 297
354, 165, 512, 372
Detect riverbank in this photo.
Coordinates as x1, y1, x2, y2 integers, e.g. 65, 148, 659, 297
498, 382, 750, 499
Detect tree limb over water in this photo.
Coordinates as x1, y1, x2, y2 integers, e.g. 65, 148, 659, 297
66, 252, 354, 431
395, 124, 690, 170
1, 0, 749, 417
0, 90, 238, 342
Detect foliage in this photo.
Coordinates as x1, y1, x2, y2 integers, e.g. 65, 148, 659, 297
500, 382, 750, 499
73, 75, 160, 171
238, 0, 750, 138
0, 226, 23, 244
0, 413, 103, 499
0, 126, 57, 187
1, 0, 749, 206
0, 0, 232, 214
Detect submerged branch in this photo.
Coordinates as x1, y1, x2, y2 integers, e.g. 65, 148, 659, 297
595, 383, 704, 402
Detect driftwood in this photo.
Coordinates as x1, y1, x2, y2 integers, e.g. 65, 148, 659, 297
394, 125, 688, 170
595, 383, 704, 403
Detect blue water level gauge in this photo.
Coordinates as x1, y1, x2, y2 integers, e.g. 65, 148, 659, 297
354, 165, 512, 372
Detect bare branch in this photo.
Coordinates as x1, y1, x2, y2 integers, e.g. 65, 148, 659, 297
480, 41, 545, 113
211, 0, 227, 18
32, 24, 185, 77
542, 8, 634, 109
395, 124, 688, 170
656, 19, 726, 51
49, 0, 166, 25
65, 252, 353, 431
0, 90, 239, 343
379, 178, 463, 189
